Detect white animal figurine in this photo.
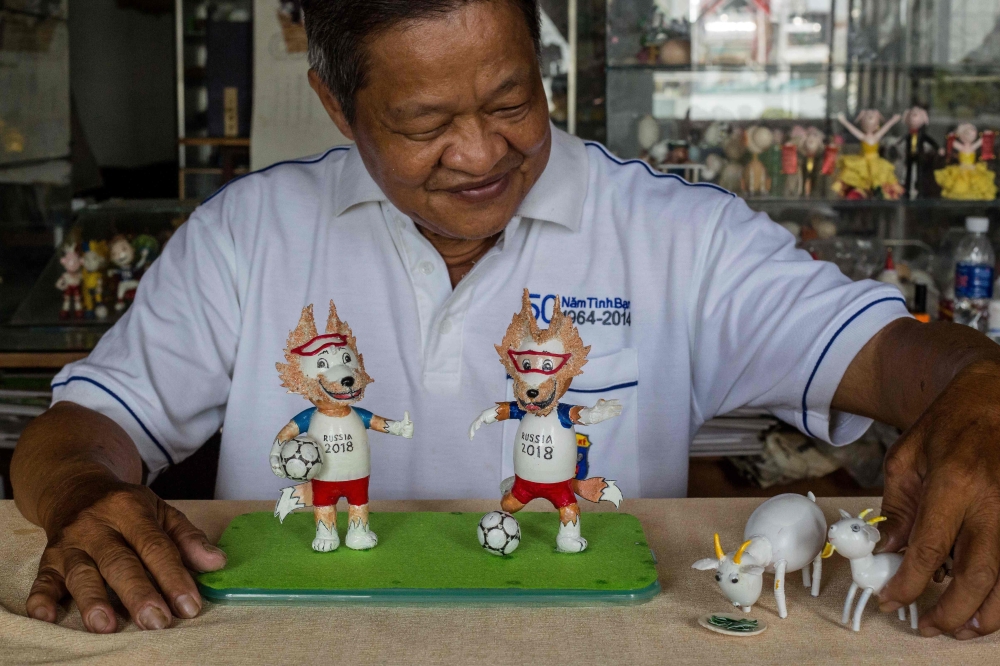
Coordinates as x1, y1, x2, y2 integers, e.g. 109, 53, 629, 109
692, 492, 827, 618
823, 509, 917, 632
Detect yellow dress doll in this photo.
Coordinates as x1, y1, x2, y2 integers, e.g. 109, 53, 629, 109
935, 123, 998, 200
833, 110, 904, 200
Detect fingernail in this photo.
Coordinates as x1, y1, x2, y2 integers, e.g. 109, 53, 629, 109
137, 606, 170, 630
29, 606, 53, 622
920, 627, 943, 638
87, 608, 110, 632
205, 543, 227, 559
971, 615, 982, 629
954, 629, 978, 641
175, 594, 200, 619
879, 600, 902, 612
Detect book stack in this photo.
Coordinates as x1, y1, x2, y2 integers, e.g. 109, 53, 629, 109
690, 408, 777, 458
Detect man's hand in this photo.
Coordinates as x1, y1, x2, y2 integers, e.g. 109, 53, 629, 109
469, 406, 498, 440
877, 359, 1000, 639
27, 476, 227, 633
835, 318, 1000, 640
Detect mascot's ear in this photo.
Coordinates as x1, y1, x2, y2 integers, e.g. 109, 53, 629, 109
286, 304, 319, 352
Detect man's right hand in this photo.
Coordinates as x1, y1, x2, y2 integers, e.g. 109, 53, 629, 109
27, 476, 227, 632
12, 401, 226, 633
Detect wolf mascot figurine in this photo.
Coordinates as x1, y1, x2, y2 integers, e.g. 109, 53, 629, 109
470, 289, 624, 553
270, 300, 414, 552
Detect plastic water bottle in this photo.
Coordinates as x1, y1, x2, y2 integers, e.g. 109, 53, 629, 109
953, 217, 995, 332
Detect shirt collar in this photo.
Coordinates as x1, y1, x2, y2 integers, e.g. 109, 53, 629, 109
333, 124, 588, 233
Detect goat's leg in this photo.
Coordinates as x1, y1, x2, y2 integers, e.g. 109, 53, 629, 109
851, 587, 874, 632
898, 607, 906, 621
810, 553, 822, 597
909, 602, 918, 630
842, 582, 859, 625
802, 566, 811, 588
774, 560, 788, 619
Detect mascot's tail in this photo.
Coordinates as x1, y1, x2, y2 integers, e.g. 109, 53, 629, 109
572, 477, 623, 508
274, 482, 314, 523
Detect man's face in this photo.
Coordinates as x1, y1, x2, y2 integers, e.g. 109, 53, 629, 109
312, 1, 552, 240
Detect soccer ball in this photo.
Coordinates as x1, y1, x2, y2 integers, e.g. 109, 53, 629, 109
477, 511, 520, 556
280, 436, 322, 480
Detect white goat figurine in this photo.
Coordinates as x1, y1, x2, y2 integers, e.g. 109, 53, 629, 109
692, 492, 827, 618
823, 508, 918, 632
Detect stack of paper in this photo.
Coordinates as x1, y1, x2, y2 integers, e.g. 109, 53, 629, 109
690, 409, 778, 458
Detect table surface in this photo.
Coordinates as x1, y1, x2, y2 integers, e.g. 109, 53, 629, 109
1, 497, 995, 665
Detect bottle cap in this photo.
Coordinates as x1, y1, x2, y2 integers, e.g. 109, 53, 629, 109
966, 216, 990, 233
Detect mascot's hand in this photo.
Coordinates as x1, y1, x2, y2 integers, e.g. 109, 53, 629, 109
269, 436, 287, 478
388, 411, 414, 438
469, 407, 498, 440
579, 399, 623, 425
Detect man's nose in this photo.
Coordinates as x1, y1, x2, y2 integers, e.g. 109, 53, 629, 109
526, 389, 538, 399
439, 117, 507, 176
340, 376, 354, 387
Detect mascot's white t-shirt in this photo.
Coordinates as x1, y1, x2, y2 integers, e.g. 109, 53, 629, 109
50, 127, 909, 499
292, 407, 371, 482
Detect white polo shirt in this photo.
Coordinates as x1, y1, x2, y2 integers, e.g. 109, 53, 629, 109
51, 126, 909, 500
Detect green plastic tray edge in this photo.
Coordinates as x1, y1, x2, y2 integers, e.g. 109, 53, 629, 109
198, 579, 661, 607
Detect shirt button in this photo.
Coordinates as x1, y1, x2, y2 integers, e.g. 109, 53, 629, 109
440, 319, 453, 334
417, 261, 435, 275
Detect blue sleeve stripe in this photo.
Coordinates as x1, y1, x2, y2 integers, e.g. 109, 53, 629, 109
49, 376, 175, 466
801, 297, 907, 437
292, 407, 316, 433
584, 141, 735, 197
557, 403, 575, 428
352, 407, 373, 429
508, 401, 526, 420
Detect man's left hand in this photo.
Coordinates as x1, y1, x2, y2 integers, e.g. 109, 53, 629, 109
878, 359, 1000, 639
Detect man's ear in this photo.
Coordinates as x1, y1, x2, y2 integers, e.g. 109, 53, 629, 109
308, 69, 355, 141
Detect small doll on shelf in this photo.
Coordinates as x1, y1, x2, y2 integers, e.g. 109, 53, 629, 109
741, 126, 773, 197
271, 301, 414, 552
935, 123, 998, 201
107, 235, 150, 312
55, 245, 83, 319
469, 290, 623, 554
782, 126, 807, 198
800, 127, 830, 198
834, 110, 904, 200
901, 107, 940, 200
81, 240, 109, 320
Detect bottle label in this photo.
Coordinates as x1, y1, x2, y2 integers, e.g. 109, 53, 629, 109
955, 263, 995, 300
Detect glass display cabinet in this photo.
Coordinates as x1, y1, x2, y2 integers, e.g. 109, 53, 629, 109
604, 0, 1000, 291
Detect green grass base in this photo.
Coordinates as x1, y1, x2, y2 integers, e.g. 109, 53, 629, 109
197, 511, 659, 604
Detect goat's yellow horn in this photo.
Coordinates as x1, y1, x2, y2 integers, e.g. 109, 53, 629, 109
866, 516, 887, 525
714, 533, 725, 561
822, 542, 836, 558
858, 509, 874, 520
733, 539, 753, 565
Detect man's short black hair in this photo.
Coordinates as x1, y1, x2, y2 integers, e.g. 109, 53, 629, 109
302, 0, 541, 124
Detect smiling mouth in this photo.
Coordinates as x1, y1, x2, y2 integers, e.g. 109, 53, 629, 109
520, 383, 556, 412
439, 171, 512, 203
319, 379, 360, 401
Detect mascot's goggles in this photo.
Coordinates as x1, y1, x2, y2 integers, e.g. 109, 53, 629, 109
507, 349, 571, 375
291, 333, 348, 356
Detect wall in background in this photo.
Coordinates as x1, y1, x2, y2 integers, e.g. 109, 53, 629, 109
69, 0, 175, 168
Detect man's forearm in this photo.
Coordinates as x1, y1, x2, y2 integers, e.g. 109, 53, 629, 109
833, 318, 1000, 430
11, 402, 144, 531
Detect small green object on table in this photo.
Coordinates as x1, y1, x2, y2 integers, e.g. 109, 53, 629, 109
708, 616, 758, 632
197, 511, 660, 605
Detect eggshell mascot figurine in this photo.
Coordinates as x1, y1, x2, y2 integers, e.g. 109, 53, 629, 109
470, 290, 624, 553
823, 508, 918, 632
270, 301, 414, 552
692, 493, 827, 618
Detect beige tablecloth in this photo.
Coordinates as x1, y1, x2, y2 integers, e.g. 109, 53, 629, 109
0, 498, 994, 665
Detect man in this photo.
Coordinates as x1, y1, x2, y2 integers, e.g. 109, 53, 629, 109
11, 0, 1000, 642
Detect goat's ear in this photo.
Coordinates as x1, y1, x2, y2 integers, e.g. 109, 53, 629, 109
864, 526, 881, 543
740, 564, 765, 576
692, 558, 720, 571
838, 509, 852, 519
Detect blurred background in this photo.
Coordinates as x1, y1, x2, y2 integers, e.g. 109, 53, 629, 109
3, 0, 1000, 500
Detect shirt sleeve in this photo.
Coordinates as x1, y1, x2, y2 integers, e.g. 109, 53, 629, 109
507, 401, 526, 420
690, 195, 911, 445
50, 196, 241, 479
292, 407, 316, 433
352, 407, 373, 430
557, 403, 575, 429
